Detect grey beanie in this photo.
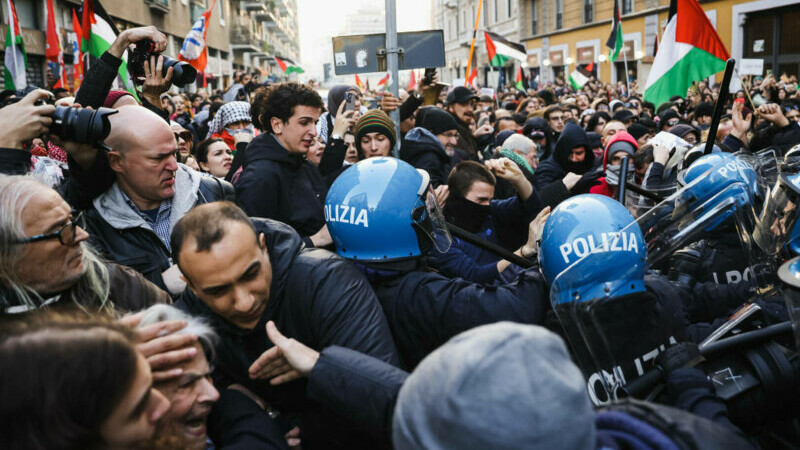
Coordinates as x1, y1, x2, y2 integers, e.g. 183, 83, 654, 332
392, 322, 595, 450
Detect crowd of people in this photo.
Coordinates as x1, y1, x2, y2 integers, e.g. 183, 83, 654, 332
2, 25, 800, 449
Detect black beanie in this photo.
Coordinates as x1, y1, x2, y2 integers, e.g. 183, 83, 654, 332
419, 107, 458, 135
627, 123, 649, 140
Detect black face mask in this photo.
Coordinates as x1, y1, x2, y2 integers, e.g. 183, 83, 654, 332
444, 195, 491, 233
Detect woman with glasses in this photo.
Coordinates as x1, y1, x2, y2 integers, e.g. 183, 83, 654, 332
0, 175, 170, 315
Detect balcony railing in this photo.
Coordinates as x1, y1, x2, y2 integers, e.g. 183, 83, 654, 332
144, 0, 169, 13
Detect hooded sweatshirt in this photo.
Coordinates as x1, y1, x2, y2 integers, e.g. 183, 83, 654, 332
590, 131, 639, 198
399, 127, 451, 187
532, 121, 593, 190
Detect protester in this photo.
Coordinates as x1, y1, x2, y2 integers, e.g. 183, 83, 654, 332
402, 107, 459, 187
0, 175, 170, 314
195, 138, 233, 178
0, 311, 171, 449
234, 82, 332, 247
171, 202, 400, 449
205, 101, 254, 151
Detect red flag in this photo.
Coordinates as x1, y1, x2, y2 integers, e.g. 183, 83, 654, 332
377, 72, 391, 90
71, 9, 84, 92
467, 67, 477, 87
355, 74, 365, 92
407, 70, 416, 91
80, 0, 95, 52
585, 62, 595, 73
45, 0, 66, 88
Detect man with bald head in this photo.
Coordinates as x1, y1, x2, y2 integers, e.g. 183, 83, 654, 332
80, 105, 234, 294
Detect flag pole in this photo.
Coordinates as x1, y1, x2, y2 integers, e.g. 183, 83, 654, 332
621, 44, 630, 95
704, 58, 736, 155
464, 0, 483, 87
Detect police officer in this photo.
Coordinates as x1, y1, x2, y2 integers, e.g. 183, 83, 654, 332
539, 194, 755, 404
325, 157, 551, 369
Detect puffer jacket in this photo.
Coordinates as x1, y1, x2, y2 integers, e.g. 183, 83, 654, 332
399, 127, 451, 187
176, 218, 400, 450
83, 165, 234, 292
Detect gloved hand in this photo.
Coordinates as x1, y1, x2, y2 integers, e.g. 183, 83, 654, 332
571, 170, 604, 193
655, 342, 701, 376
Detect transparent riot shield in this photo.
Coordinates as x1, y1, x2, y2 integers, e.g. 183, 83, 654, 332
738, 148, 779, 195
637, 155, 762, 273
549, 224, 681, 406
624, 184, 678, 219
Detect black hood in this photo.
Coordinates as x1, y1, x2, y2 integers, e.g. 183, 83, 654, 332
554, 122, 594, 174
400, 127, 450, 164
244, 132, 306, 169
176, 218, 304, 336
327, 84, 357, 118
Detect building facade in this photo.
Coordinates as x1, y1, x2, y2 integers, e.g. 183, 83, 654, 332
0, 0, 300, 92
434, 0, 526, 86
519, 0, 800, 90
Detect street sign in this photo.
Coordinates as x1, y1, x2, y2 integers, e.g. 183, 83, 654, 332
739, 58, 764, 76
332, 30, 445, 75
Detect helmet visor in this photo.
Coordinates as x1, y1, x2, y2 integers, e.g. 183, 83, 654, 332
753, 173, 800, 257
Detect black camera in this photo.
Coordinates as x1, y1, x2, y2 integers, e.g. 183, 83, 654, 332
0, 86, 117, 144
128, 39, 197, 87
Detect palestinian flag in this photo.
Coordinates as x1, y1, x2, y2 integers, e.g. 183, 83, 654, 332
515, 67, 525, 91
80, 0, 137, 97
606, 0, 623, 62
275, 56, 304, 74
644, 0, 729, 107
569, 68, 590, 90
4, 0, 27, 90
484, 31, 526, 67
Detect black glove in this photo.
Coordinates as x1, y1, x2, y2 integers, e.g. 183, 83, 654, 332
571, 170, 604, 193
655, 342, 701, 376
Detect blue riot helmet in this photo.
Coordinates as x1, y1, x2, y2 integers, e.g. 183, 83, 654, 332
325, 157, 451, 261
540, 194, 646, 305
676, 142, 723, 177
543, 195, 680, 405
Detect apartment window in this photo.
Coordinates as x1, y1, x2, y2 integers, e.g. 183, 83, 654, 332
493, 0, 498, 23
531, 0, 539, 35
507, 0, 512, 18
622, 0, 633, 14
584, 0, 593, 23
554, 0, 563, 29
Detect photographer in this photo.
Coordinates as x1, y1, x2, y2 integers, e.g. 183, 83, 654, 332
75, 26, 171, 123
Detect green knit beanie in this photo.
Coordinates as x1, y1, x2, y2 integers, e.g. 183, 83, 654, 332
354, 109, 397, 149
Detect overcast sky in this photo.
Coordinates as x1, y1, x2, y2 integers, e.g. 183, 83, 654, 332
297, 0, 433, 81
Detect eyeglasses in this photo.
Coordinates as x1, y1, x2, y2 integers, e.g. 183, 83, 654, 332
16, 210, 83, 246
174, 132, 192, 142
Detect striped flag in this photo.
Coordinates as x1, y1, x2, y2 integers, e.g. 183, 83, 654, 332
178, 0, 215, 73
606, 0, 623, 62
484, 31, 526, 67
515, 67, 524, 91
4, 0, 27, 90
81, 0, 137, 97
274, 56, 304, 75
644, 0, 729, 107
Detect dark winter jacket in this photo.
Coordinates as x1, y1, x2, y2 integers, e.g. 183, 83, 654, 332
533, 121, 594, 190
306, 349, 751, 449
176, 218, 400, 450
83, 165, 235, 292
399, 127, 451, 187
208, 388, 290, 450
431, 192, 544, 284
234, 133, 328, 245
452, 113, 479, 158
369, 267, 549, 369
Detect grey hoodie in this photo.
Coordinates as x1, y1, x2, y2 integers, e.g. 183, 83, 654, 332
92, 164, 203, 236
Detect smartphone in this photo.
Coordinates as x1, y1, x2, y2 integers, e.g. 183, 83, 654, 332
766, 69, 773, 77
734, 97, 745, 105
424, 68, 436, 85
344, 92, 356, 112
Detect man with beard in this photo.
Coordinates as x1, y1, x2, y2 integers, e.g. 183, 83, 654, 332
446, 86, 493, 159
401, 107, 460, 187
532, 122, 602, 195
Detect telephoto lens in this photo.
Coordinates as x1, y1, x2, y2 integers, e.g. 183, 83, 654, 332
50, 106, 118, 144
161, 56, 197, 87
